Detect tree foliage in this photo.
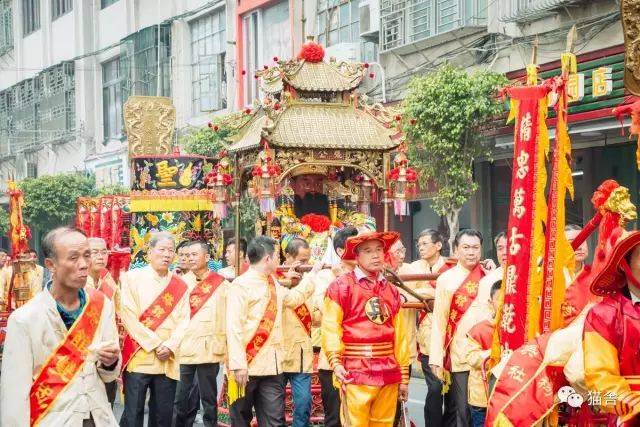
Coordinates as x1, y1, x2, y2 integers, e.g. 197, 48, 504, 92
0, 208, 8, 236
97, 184, 130, 196
239, 195, 260, 241
19, 173, 97, 230
179, 114, 240, 158
402, 64, 508, 245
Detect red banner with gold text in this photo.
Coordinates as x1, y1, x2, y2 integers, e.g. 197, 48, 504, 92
494, 85, 549, 358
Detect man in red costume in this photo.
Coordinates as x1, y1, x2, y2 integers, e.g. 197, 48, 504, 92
322, 231, 410, 426
583, 230, 640, 425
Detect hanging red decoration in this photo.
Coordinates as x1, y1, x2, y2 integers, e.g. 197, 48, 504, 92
387, 150, 418, 216
297, 41, 325, 63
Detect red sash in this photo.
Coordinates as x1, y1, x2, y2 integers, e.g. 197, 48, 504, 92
443, 264, 485, 371
30, 288, 105, 426
293, 303, 312, 336
418, 259, 456, 323
189, 272, 225, 318
97, 269, 116, 300
121, 274, 188, 372
246, 275, 277, 365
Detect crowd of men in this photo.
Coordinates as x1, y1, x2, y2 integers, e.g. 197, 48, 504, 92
0, 219, 637, 427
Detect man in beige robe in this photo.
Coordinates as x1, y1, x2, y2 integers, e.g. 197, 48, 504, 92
1, 227, 121, 427
119, 232, 191, 427
430, 229, 494, 427
226, 236, 314, 426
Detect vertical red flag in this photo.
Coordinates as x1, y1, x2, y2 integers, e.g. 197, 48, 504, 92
494, 84, 550, 356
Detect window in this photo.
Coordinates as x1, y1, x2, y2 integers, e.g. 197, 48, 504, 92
381, 0, 487, 50
190, 9, 227, 114
317, 0, 360, 47
101, 0, 119, 9
26, 161, 37, 178
102, 58, 123, 141
22, 0, 40, 36
0, 0, 13, 55
120, 24, 172, 99
262, 1, 291, 65
316, 0, 377, 62
242, 1, 291, 105
51, 0, 72, 20
0, 62, 75, 154
242, 11, 259, 104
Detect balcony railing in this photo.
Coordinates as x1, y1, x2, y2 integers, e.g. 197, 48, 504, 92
500, 0, 583, 23
381, 0, 487, 51
0, 0, 13, 56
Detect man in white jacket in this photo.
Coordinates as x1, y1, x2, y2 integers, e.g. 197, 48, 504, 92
1, 226, 121, 427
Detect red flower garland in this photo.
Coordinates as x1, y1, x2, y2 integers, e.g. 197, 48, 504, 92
300, 213, 331, 233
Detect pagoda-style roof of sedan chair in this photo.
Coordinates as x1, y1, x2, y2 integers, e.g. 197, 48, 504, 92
224, 40, 407, 191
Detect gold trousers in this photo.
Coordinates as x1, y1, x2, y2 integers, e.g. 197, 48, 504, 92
341, 383, 399, 427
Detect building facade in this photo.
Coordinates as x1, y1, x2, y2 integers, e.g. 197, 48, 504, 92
0, 0, 635, 260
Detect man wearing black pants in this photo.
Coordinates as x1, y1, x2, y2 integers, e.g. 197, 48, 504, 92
119, 232, 191, 427
229, 374, 286, 425
174, 241, 229, 427
226, 236, 314, 426
420, 355, 444, 426
318, 365, 341, 427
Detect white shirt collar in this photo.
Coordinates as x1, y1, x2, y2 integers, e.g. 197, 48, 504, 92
353, 266, 385, 282
630, 289, 640, 305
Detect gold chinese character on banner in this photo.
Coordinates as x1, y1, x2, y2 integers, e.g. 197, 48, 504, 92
508, 365, 526, 382
501, 303, 516, 333
509, 227, 525, 256
519, 112, 533, 142
505, 265, 518, 295
516, 151, 530, 179
592, 67, 613, 98
156, 161, 179, 188
512, 188, 526, 219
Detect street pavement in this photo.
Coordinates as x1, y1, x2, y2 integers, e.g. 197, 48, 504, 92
113, 374, 428, 426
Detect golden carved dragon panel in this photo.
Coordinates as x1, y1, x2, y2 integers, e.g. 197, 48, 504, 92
622, 0, 640, 95
124, 96, 176, 157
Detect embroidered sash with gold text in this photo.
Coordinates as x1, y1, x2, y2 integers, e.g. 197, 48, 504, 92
30, 288, 105, 426
443, 264, 485, 371
189, 272, 224, 318
121, 274, 188, 371
245, 275, 277, 364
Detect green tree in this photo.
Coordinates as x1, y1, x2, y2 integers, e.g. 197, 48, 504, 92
239, 194, 260, 241
403, 64, 508, 250
19, 173, 97, 231
97, 184, 130, 196
0, 208, 8, 236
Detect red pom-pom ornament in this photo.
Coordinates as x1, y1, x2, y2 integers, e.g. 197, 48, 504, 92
297, 41, 325, 63
300, 214, 332, 233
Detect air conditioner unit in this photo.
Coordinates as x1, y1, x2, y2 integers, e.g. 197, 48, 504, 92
324, 43, 359, 63
360, 0, 380, 40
